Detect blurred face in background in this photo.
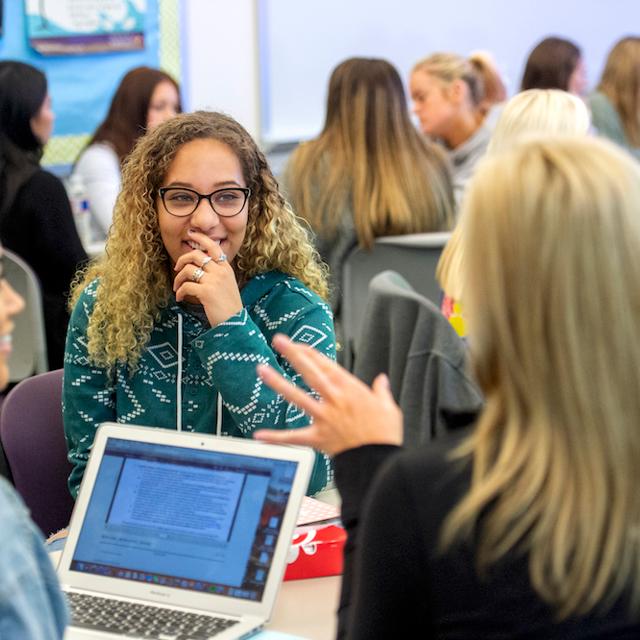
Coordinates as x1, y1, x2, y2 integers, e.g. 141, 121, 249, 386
147, 81, 180, 131
568, 57, 588, 96
0, 249, 25, 390
30, 94, 55, 144
410, 70, 459, 140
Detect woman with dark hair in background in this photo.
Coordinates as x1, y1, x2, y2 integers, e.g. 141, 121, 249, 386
285, 57, 454, 315
71, 66, 181, 240
520, 36, 587, 95
589, 36, 640, 160
0, 60, 87, 369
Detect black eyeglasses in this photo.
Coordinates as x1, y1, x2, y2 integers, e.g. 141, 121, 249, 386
159, 186, 251, 218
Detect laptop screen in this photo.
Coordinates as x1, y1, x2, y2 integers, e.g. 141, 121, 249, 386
70, 437, 298, 602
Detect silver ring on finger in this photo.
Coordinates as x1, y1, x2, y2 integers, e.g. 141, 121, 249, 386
216, 253, 228, 264
201, 256, 213, 268
191, 267, 205, 283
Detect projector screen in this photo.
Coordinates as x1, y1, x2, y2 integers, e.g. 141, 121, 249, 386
258, 0, 639, 143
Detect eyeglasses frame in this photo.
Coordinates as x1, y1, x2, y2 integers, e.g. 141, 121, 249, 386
159, 186, 251, 218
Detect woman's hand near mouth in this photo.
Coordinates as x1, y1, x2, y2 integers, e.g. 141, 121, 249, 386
173, 229, 243, 327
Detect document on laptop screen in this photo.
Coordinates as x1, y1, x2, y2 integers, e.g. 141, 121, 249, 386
70, 438, 298, 602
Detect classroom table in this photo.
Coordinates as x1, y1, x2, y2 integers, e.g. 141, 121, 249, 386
269, 574, 340, 639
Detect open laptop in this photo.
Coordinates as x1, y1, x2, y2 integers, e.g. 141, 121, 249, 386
58, 423, 314, 639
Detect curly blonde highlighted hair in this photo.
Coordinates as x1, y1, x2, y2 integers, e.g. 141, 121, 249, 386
71, 111, 328, 368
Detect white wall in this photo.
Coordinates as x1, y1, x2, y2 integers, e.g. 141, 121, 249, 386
182, 0, 640, 145
260, 0, 639, 143
181, 0, 261, 139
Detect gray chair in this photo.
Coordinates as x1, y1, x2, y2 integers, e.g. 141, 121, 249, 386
3, 249, 48, 382
341, 232, 451, 370
354, 270, 482, 447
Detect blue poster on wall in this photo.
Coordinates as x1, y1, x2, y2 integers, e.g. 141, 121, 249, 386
26, 0, 146, 55
0, 1, 159, 142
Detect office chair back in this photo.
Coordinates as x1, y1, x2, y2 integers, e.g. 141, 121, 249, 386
354, 270, 482, 446
3, 249, 48, 382
0, 369, 74, 536
341, 232, 450, 369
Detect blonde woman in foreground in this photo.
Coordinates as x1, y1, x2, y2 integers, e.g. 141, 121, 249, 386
256, 137, 640, 638
438, 88, 592, 336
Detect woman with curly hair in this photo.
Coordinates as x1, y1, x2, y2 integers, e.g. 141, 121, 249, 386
63, 111, 335, 498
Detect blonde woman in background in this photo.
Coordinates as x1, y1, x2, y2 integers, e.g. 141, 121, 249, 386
438, 89, 591, 336
256, 137, 640, 637
410, 52, 493, 203
589, 36, 640, 161
468, 51, 507, 126
284, 57, 454, 316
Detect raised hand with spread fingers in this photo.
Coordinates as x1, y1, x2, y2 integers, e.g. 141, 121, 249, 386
254, 334, 403, 456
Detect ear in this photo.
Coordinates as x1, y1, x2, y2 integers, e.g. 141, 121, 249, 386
447, 79, 467, 106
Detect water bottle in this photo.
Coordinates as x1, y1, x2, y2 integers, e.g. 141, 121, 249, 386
67, 173, 92, 247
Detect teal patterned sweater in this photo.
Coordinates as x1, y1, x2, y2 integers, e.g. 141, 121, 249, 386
63, 271, 335, 498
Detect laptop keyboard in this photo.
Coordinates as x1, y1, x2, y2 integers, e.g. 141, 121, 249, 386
67, 591, 240, 639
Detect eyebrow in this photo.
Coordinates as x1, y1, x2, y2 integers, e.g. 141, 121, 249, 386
164, 180, 244, 189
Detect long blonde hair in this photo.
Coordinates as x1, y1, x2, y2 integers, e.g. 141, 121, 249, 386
72, 111, 329, 368
438, 89, 591, 300
598, 36, 640, 147
443, 137, 640, 618
285, 57, 454, 249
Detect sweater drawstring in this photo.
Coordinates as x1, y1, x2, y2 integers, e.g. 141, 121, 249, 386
177, 312, 222, 436
216, 392, 223, 437
177, 313, 183, 432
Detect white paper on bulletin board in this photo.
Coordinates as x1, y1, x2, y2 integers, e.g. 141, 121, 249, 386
25, 0, 146, 55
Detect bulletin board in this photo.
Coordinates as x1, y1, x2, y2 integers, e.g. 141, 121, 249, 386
0, 0, 180, 166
